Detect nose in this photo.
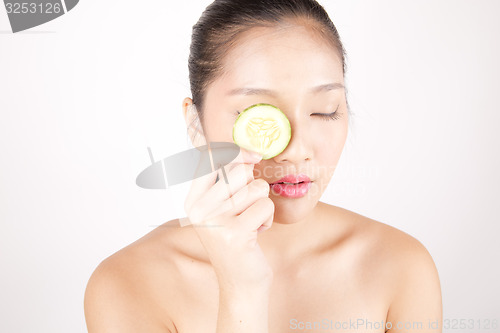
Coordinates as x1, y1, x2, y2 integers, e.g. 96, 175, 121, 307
272, 114, 312, 164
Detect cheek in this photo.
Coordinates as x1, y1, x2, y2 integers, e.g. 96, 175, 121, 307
203, 114, 235, 142
314, 122, 348, 166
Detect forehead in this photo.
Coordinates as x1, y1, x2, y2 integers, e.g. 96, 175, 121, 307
214, 24, 344, 93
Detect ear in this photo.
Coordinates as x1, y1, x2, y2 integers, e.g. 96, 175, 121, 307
182, 97, 207, 148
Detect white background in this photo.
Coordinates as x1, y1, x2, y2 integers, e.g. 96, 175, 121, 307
1, 0, 499, 332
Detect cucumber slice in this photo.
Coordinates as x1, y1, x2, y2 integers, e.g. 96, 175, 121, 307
232, 103, 291, 160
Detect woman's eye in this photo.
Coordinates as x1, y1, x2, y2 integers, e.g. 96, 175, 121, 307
236, 107, 342, 121
312, 106, 342, 121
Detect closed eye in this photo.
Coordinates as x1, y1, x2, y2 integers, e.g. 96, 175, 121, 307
311, 105, 342, 121
236, 106, 343, 121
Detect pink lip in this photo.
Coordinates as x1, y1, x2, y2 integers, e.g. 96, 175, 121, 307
269, 174, 311, 185
268, 174, 312, 198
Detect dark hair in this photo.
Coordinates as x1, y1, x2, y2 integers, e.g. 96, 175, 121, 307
188, 0, 348, 125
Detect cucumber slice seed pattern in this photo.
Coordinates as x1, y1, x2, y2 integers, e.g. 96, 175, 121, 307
246, 117, 281, 152
233, 103, 291, 159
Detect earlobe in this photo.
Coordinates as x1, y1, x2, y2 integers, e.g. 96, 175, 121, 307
182, 99, 207, 148
182, 97, 195, 124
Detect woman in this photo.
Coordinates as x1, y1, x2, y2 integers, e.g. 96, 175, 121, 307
84, 0, 442, 332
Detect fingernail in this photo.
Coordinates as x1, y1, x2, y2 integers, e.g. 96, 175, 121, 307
250, 151, 262, 160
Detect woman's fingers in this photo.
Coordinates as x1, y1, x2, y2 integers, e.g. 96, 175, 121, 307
186, 164, 251, 224
184, 146, 262, 224
182, 143, 274, 288
184, 167, 218, 220
257, 214, 274, 234
204, 177, 269, 221
217, 146, 262, 179
236, 196, 275, 233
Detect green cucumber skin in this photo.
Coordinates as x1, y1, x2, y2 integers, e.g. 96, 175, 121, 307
232, 103, 291, 160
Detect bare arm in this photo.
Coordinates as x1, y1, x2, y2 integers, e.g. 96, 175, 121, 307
184, 148, 275, 332
84, 258, 173, 333
216, 280, 272, 333
84, 258, 272, 333
386, 238, 443, 333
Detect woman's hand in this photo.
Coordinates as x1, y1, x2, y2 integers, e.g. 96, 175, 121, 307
184, 147, 275, 291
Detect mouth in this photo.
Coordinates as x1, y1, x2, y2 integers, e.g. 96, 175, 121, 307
269, 174, 312, 185
268, 175, 313, 198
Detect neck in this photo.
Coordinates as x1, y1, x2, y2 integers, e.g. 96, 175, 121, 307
257, 201, 326, 266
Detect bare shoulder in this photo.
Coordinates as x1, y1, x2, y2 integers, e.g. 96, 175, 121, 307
84, 219, 187, 333
330, 205, 443, 330
331, 205, 439, 270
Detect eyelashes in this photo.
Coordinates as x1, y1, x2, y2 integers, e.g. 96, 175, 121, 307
314, 111, 342, 121
311, 105, 342, 122
235, 106, 343, 121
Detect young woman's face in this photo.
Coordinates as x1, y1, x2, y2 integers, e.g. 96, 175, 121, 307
198, 24, 348, 224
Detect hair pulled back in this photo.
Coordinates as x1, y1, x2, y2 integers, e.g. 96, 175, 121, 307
188, 0, 347, 124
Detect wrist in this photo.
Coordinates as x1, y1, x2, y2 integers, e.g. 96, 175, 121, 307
216, 273, 274, 295
218, 284, 271, 318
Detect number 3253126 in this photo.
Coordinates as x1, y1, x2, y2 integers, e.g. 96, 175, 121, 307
5, 2, 62, 14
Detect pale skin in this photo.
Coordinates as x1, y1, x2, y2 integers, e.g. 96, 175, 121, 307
84, 21, 442, 333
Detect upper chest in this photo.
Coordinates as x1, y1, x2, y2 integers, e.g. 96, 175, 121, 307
164, 251, 391, 333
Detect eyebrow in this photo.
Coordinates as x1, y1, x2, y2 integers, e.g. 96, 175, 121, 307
227, 82, 344, 97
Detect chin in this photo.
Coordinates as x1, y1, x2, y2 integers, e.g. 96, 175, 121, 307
270, 195, 317, 224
